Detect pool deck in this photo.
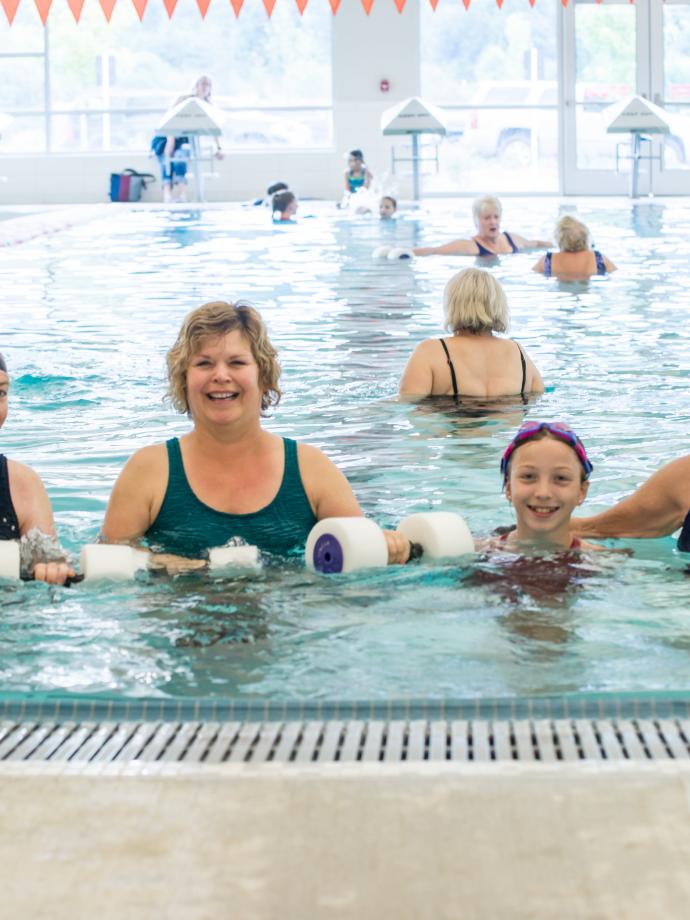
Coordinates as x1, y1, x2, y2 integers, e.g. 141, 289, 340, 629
2, 760, 690, 919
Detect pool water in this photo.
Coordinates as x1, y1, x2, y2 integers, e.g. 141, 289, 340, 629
0, 200, 688, 702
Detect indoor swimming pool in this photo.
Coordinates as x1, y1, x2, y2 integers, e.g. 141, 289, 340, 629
0, 199, 688, 704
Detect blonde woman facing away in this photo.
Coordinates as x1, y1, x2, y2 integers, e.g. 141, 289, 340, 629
413, 195, 551, 258
399, 269, 544, 400
102, 301, 411, 569
532, 215, 616, 279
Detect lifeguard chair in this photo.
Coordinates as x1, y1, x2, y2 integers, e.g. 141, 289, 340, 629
156, 96, 224, 202
381, 97, 447, 201
606, 94, 671, 198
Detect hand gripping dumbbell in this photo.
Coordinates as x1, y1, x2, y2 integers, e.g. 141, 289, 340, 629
305, 512, 474, 574
79, 543, 261, 580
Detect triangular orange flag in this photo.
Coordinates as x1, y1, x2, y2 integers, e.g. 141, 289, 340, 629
463, 0, 470, 9
66, 0, 86, 21
496, 0, 503, 8
196, 0, 211, 16
34, 0, 52, 23
428, 0, 439, 9
162, 0, 177, 15
262, 0, 276, 15
99, 0, 117, 21
328, 0, 341, 11
528, 0, 536, 6
230, 0, 243, 15
0, 0, 20, 24
296, 0, 308, 12
361, 0, 374, 13
393, 0, 406, 11
131, 0, 147, 19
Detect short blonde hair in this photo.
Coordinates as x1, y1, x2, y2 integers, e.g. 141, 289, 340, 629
555, 215, 590, 252
444, 268, 509, 334
472, 195, 502, 225
166, 301, 281, 414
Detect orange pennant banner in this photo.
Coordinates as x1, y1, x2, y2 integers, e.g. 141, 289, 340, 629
0, 0, 20, 23
496, 0, 503, 7
262, 0, 276, 15
196, 0, 211, 14
99, 0, 117, 21
230, 0, 244, 15
296, 0, 308, 12
463, 0, 470, 9
428, 0, 439, 9
34, 0, 51, 22
393, 0, 406, 11
361, 0, 374, 13
162, 0, 177, 15
529, 0, 536, 6
328, 0, 341, 11
131, 0, 147, 19
66, 0, 86, 20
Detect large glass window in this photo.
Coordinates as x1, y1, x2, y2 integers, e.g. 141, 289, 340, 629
0, 0, 332, 153
420, 0, 558, 193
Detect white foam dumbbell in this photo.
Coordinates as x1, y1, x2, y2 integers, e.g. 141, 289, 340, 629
387, 247, 415, 261
80, 544, 150, 580
306, 518, 388, 574
397, 512, 475, 558
208, 544, 261, 572
372, 245, 393, 259
0, 541, 20, 580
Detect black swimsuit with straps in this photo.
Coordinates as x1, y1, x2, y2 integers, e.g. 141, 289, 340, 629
439, 338, 527, 401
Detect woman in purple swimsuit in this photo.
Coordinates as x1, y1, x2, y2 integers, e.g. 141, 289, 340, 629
413, 195, 551, 258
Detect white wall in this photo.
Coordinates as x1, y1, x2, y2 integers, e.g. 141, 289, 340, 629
0, 2, 421, 205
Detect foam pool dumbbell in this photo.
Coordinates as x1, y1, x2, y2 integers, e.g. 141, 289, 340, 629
372, 245, 393, 259
305, 512, 474, 574
80, 544, 150, 580
0, 541, 20, 580
208, 544, 261, 572
387, 247, 415, 261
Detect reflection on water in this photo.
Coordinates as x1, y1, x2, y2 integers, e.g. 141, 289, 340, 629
0, 200, 689, 701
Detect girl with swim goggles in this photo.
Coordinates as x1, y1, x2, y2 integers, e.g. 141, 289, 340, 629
492, 421, 600, 553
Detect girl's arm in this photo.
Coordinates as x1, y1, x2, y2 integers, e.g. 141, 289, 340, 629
364, 169, 373, 189
399, 340, 435, 397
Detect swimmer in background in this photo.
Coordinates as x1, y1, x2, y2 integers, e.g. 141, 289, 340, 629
379, 196, 397, 219
100, 302, 411, 571
252, 181, 289, 207
413, 195, 551, 257
272, 190, 298, 222
532, 215, 617, 279
0, 353, 75, 584
479, 421, 601, 554
399, 268, 544, 400
344, 149, 373, 194
572, 454, 690, 552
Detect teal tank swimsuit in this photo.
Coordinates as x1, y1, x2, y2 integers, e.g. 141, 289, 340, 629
145, 437, 317, 558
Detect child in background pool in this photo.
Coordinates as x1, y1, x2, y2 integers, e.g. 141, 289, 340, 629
272, 189, 298, 222
344, 149, 373, 194
0, 353, 75, 584
379, 195, 397, 219
483, 421, 601, 553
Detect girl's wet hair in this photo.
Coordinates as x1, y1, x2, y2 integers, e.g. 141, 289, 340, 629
349, 149, 364, 160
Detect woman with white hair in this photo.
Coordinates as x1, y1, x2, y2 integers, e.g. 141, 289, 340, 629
399, 268, 544, 399
412, 195, 551, 258
532, 215, 616, 278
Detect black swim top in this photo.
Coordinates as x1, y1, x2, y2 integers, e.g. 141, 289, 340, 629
0, 455, 20, 540
474, 231, 519, 257
439, 338, 527, 400
678, 509, 690, 553
544, 250, 606, 277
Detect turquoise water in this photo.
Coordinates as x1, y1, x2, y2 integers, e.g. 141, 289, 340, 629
0, 200, 688, 702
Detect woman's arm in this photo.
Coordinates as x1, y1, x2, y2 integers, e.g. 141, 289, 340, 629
572, 455, 690, 539
532, 255, 546, 274
101, 445, 167, 545
164, 136, 176, 158
511, 232, 552, 250
519, 346, 545, 395
604, 255, 617, 272
413, 238, 479, 257
298, 444, 409, 563
399, 340, 435, 397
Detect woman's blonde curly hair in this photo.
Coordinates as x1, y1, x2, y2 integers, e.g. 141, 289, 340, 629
166, 301, 281, 414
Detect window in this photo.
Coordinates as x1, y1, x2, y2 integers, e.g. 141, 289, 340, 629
0, 0, 332, 153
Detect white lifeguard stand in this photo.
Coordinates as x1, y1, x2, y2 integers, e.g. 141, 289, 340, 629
381, 97, 447, 201
0, 113, 13, 186
156, 96, 224, 202
606, 94, 671, 198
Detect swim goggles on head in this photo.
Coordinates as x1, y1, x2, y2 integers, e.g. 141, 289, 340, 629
500, 421, 593, 485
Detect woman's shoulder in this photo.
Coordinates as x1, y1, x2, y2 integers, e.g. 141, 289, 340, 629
6, 458, 43, 493
122, 442, 170, 476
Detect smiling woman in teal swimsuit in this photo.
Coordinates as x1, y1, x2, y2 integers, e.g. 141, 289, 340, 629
101, 301, 410, 569
413, 195, 552, 258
